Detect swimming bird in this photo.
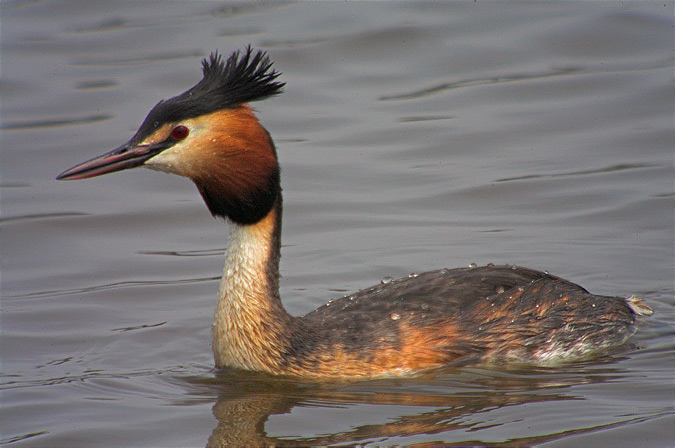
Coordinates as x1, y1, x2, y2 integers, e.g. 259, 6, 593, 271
57, 47, 652, 379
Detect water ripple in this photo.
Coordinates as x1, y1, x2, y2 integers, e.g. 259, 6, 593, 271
495, 163, 656, 183
5, 276, 219, 300
380, 67, 582, 101
0, 212, 88, 224
1, 114, 111, 131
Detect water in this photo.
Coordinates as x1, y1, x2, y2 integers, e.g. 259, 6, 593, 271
2, 2, 673, 447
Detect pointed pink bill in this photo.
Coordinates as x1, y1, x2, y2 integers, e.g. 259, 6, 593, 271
56, 140, 171, 181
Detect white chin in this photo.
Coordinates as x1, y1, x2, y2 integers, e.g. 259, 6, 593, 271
144, 150, 186, 176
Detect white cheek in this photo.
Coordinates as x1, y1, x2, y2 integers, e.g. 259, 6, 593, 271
144, 144, 190, 176
143, 121, 208, 176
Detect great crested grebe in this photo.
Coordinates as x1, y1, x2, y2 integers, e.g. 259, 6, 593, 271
57, 47, 652, 379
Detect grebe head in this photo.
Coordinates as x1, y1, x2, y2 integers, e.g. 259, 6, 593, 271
57, 47, 285, 224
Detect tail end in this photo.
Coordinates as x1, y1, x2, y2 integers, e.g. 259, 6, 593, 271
626, 295, 653, 317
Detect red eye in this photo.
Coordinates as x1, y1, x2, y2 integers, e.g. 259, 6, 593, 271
171, 125, 189, 140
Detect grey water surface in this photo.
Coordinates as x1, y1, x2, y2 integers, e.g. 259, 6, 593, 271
2, 2, 673, 447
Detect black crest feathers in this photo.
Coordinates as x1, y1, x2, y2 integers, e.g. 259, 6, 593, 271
135, 47, 284, 138
198, 46, 285, 107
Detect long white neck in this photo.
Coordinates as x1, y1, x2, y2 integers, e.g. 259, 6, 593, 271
211, 205, 294, 372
